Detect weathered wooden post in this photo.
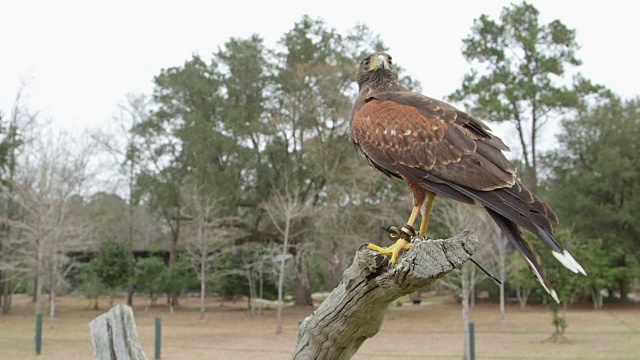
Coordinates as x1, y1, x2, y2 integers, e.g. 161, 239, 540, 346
293, 230, 478, 360
89, 304, 148, 360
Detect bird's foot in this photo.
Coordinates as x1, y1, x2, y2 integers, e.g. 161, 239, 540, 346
366, 225, 416, 266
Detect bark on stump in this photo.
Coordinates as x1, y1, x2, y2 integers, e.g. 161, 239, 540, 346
293, 230, 478, 360
89, 304, 148, 360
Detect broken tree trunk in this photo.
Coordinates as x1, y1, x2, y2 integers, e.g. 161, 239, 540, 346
293, 230, 478, 360
89, 304, 148, 360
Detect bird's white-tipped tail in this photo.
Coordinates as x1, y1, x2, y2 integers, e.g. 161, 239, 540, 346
552, 250, 587, 276
524, 257, 559, 303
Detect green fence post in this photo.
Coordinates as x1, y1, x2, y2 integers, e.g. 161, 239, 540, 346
469, 322, 476, 360
35, 313, 43, 355
155, 316, 161, 360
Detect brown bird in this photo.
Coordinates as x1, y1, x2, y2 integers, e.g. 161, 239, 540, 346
350, 52, 586, 301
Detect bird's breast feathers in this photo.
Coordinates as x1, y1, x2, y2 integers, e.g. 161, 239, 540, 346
352, 99, 448, 146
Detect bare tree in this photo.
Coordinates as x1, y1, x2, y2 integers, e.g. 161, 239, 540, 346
253, 245, 279, 316
92, 94, 149, 306
263, 188, 307, 334
0, 81, 41, 314
442, 202, 515, 321
439, 201, 497, 360
181, 183, 221, 320
509, 250, 537, 308
222, 244, 278, 316
2, 129, 96, 327
482, 232, 516, 321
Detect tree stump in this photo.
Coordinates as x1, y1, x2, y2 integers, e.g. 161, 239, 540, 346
89, 304, 148, 360
293, 230, 478, 360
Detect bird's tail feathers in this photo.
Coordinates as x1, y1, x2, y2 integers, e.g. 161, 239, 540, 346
485, 208, 560, 303
551, 248, 587, 276
535, 224, 587, 275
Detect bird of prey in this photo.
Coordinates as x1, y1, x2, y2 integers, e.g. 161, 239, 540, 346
350, 52, 586, 301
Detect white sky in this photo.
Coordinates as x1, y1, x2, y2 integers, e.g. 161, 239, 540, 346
1, 0, 639, 153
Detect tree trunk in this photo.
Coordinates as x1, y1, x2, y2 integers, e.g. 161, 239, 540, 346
591, 288, 603, 310
35, 242, 43, 316
618, 277, 629, 303
49, 286, 56, 329
2, 274, 12, 314
525, 166, 538, 194
126, 284, 134, 306
94, 295, 99, 310
293, 230, 478, 359
329, 245, 345, 290
127, 171, 135, 309
200, 256, 206, 320
32, 274, 38, 303
169, 237, 179, 308
293, 247, 312, 307
247, 272, 257, 315
470, 264, 476, 309
35, 273, 43, 316
169, 206, 181, 308
258, 269, 264, 316
276, 213, 291, 334
499, 281, 505, 318
516, 286, 530, 308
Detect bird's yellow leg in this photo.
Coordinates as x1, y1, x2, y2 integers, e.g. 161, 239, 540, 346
419, 193, 436, 237
367, 204, 422, 266
406, 203, 421, 229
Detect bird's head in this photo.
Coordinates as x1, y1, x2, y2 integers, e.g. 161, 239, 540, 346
356, 52, 399, 90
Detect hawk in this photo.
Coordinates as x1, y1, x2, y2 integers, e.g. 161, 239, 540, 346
350, 52, 586, 301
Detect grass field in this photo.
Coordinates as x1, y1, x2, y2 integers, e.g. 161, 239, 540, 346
0, 294, 638, 359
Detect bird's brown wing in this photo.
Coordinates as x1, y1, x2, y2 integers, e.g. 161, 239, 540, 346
351, 93, 517, 191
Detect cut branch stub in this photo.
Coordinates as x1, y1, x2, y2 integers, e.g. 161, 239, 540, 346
293, 229, 478, 360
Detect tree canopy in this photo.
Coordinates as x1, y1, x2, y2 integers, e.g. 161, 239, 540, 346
449, 1, 602, 191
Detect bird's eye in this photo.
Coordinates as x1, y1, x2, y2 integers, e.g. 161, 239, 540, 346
363, 58, 370, 66
388, 56, 393, 65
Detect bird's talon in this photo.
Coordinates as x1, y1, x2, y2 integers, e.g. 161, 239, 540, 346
365, 237, 414, 266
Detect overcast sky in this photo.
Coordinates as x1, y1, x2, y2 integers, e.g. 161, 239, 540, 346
2, 0, 638, 152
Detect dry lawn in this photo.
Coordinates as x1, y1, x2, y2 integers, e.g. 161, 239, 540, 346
0, 294, 639, 359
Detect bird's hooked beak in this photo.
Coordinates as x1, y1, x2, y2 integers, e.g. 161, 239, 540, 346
370, 54, 387, 71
